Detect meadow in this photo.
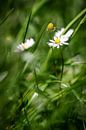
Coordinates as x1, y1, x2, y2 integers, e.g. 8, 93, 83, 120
0, 0, 86, 129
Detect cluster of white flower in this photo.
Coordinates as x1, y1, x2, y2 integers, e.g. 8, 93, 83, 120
48, 27, 74, 48
16, 23, 73, 52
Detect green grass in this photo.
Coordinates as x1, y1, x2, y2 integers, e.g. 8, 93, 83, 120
0, 0, 86, 130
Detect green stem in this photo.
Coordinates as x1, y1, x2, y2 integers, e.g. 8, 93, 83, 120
60, 48, 64, 81
63, 8, 86, 34
0, 8, 14, 25
34, 68, 49, 99
72, 15, 86, 37
23, 11, 32, 43
34, 68, 39, 88
59, 47, 64, 90
40, 48, 53, 72
21, 93, 30, 126
32, 22, 48, 52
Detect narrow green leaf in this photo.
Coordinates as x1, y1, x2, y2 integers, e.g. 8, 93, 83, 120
32, 22, 48, 52
23, 11, 32, 43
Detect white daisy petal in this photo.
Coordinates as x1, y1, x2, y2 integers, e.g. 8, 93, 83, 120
53, 43, 58, 47
60, 43, 63, 46
17, 44, 24, 51
57, 45, 60, 48
49, 40, 55, 43
60, 36, 68, 42
60, 28, 65, 34
62, 42, 69, 45
64, 29, 74, 38
25, 38, 35, 48
47, 28, 73, 49
16, 38, 35, 52
48, 43, 54, 47
55, 28, 64, 37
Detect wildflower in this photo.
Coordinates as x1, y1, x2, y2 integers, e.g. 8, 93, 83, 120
48, 28, 74, 48
47, 22, 56, 31
16, 38, 35, 52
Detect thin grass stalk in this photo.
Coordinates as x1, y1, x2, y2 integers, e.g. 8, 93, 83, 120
63, 8, 86, 34
0, 8, 14, 25
72, 15, 86, 37
23, 11, 32, 43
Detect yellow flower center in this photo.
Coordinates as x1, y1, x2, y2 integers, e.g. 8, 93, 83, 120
47, 23, 54, 31
54, 38, 60, 44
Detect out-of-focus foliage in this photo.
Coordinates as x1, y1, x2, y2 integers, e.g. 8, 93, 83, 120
0, 0, 86, 130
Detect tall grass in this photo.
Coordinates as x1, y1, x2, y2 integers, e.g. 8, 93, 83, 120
0, 0, 86, 130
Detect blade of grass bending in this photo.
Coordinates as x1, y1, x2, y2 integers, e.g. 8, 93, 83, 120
72, 15, 86, 38
63, 8, 86, 34
0, 8, 14, 26
21, 93, 30, 127
18, 12, 32, 74
32, 23, 48, 52
23, 11, 32, 43
19, 12, 32, 126
72, 89, 84, 104
34, 68, 50, 100
51, 76, 86, 102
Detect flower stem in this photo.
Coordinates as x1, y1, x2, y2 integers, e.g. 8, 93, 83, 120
60, 47, 64, 83
34, 68, 50, 99
33, 22, 48, 52
0, 8, 14, 26
63, 8, 86, 34
23, 11, 32, 43
40, 48, 53, 72
72, 14, 86, 37
34, 68, 39, 88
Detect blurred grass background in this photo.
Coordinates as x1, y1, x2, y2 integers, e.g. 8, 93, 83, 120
0, 0, 86, 130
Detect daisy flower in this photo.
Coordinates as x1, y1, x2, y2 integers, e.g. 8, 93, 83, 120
48, 28, 74, 48
16, 38, 35, 52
